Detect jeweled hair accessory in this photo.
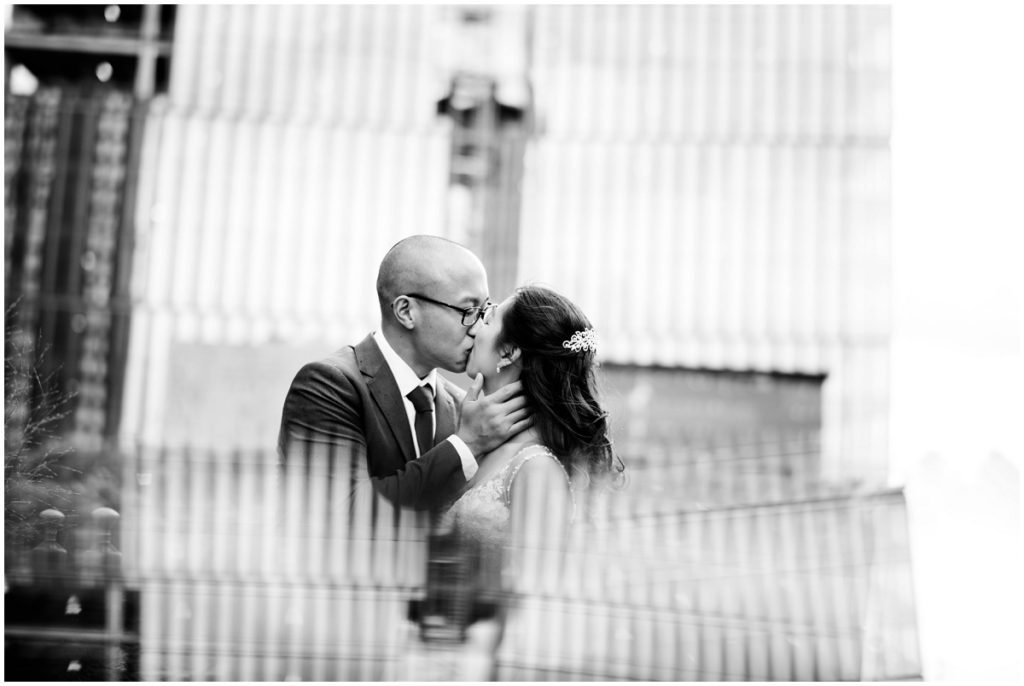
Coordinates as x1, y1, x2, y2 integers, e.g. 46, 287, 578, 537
562, 328, 597, 353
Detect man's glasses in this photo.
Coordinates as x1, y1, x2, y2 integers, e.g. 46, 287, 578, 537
403, 293, 497, 327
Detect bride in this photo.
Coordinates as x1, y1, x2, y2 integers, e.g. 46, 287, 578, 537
426, 284, 623, 675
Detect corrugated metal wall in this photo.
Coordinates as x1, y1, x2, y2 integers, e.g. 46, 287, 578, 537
109, 6, 908, 678
518, 5, 891, 481
122, 5, 453, 446
123, 4, 891, 479
170, 5, 441, 127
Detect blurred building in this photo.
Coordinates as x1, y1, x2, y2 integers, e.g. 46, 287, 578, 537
5, 4, 175, 454
7, 5, 891, 479
5, 4, 916, 681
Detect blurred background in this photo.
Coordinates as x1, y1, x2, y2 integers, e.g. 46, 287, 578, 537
4, 3, 1019, 682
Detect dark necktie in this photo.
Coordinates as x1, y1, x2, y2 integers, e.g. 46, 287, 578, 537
406, 384, 434, 456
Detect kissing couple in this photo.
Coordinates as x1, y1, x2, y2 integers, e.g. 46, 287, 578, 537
279, 234, 622, 528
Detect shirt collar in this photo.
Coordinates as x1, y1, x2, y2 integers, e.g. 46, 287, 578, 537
373, 330, 436, 398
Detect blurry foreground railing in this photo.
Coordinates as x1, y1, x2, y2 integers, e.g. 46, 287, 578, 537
7, 435, 920, 681
496, 487, 919, 681
121, 441, 430, 681
5, 507, 139, 680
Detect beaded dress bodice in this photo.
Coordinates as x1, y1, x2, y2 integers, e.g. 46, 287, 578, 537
444, 445, 572, 548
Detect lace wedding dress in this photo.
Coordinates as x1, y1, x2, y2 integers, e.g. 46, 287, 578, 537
447, 445, 573, 544
427, 445, 574, 625
407, 446, 581, 679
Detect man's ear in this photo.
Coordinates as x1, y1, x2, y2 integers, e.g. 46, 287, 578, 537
391, 296, 416, 330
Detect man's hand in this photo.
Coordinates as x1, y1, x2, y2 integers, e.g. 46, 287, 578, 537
456, 374, 532, 456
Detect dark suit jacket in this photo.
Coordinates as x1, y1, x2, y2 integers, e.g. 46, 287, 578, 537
278, 333, 468, 511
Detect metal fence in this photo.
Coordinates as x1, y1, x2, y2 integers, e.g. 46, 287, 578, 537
104, 436, 920, 680
6, 434, 920, 680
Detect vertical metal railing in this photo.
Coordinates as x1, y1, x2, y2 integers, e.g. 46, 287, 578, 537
92, 433, 925, 680
4, 506, 137, 680
5, 436, 920, 680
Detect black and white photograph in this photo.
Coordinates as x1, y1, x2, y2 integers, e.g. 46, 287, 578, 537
4, 2, 1021, 682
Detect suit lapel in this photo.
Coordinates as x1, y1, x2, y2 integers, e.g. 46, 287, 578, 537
355, 335, 417, 463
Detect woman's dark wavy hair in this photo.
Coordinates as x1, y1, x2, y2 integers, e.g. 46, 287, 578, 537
496, 285, 624, 486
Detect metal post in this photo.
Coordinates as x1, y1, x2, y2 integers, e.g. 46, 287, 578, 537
134, 5, 161, 99
106, 582, 125, 680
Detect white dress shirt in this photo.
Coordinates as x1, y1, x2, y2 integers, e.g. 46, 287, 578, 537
372, 330, 478, 479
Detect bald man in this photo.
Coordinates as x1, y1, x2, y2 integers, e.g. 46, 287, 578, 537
278, 235, 531, 511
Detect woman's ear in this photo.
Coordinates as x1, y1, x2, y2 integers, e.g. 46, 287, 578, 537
505, 347, 522, 366
391, 296, 416, 330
